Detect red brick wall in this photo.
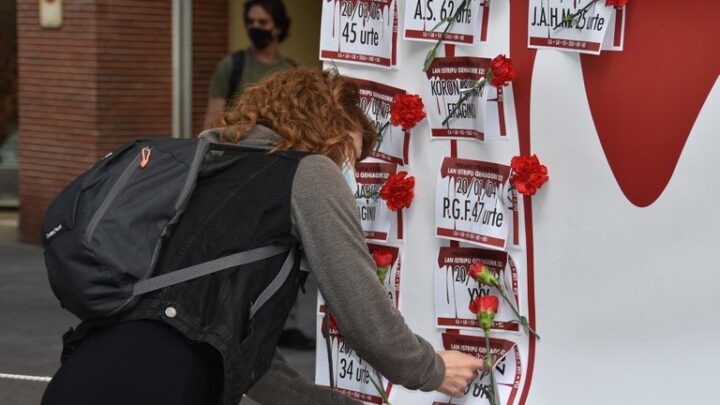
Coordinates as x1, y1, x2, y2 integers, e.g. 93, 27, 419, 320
192, 0, 227, 136
95, 1, 173, 152
17, 0, 172, 243
17, 0, 100, 242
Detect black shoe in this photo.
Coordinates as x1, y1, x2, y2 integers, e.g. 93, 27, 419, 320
277, 329, 316, 351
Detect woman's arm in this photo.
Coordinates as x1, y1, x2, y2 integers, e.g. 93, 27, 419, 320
290, 155, 445, 391
246, 351, 361, 405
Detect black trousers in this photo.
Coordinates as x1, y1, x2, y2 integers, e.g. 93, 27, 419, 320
41, 320, 224, 405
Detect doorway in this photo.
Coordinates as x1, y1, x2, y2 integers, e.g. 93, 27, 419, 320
227, 0, 322, 67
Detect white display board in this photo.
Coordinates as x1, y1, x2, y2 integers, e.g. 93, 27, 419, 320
320, 0, 720, 404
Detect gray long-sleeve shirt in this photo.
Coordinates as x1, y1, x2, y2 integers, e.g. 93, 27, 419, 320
203, 127, 444, 405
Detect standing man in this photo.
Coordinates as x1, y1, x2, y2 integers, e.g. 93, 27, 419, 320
204, 0, 296, 129
205, 0, 315, 349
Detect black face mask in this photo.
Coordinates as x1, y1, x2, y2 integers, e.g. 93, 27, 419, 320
248, 28, 274, 50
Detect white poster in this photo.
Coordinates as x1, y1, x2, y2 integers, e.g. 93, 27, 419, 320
320, 0, 399, 69
423, 57, 506, 142
315, 316, 393, 404
528, 0, 623, 55
355, 162, 404, 242
435, 247, 520, 332
403, 0, 488, 46
435, 157, 516, 250
437, 333, 522, 405
355, 78, 411, 165
388, 333, 522, 405
601, 6, 625, 51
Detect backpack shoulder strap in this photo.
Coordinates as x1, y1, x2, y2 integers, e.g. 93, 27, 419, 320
133, 244, 289, 298
227, 50, 246, 103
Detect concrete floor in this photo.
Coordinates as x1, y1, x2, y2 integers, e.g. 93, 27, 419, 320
0, 211, 315, 405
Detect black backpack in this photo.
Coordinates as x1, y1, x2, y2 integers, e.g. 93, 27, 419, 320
42, 137, 296, 320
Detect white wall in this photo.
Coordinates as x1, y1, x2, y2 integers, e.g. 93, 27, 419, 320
324, 1, 720, 403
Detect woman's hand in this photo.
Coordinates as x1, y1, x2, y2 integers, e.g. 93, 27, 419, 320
436, 350, 486, 397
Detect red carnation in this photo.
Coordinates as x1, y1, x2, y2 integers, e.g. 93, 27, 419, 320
373, 249, 394, 283
372, 249, 394, 268
379, 171, 415, 211
606, 0, 628, 6
469, 262, 500, 287
510, 154, 549, 197
469, 295, 500, 332
390, 94, 426, 130
469, 295, 499, 315
487, 55, 518, 88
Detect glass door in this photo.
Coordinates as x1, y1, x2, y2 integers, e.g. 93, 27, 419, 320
0, 0, 18, 208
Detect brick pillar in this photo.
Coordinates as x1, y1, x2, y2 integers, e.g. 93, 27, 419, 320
17, 0, 172, 243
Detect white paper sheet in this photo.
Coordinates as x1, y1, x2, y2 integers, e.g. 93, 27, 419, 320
320, 0, 399, 69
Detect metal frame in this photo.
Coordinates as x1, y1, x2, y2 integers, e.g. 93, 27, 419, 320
172, 0, 193, 139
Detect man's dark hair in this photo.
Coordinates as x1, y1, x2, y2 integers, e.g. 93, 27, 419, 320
244, 0, 291, 42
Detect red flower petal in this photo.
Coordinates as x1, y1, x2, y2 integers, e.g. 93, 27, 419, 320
390, 94, 426, 130
489, 54, 519, 87
380, 171, 415, 211
469, 295, 499, 314
478, 295, 500, 313
468, 262, 485, 280
510, 154, 549, 196
372, 249, 394, 268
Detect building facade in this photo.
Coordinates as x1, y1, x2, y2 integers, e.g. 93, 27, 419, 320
13, 0, 319, 242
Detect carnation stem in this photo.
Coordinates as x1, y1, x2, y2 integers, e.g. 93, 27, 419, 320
369, 370, 391, 405
422, 0, 470, 72
553, 0, 600, 30
495, 285, 540, 339
484, 331, 498, 405
441, 80, 486, 127
375, 121, 391, 153
489, 366, 499, 405
361, 189, 379, 200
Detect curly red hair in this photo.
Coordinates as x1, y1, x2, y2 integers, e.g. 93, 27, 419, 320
220, 68, 376, 165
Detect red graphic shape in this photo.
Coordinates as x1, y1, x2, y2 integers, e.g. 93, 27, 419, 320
581, 1, 720, 207
509, 1, 538, 404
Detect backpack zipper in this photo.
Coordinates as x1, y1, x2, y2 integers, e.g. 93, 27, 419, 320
85, 148, 147, 242
140, 146, 152, 168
